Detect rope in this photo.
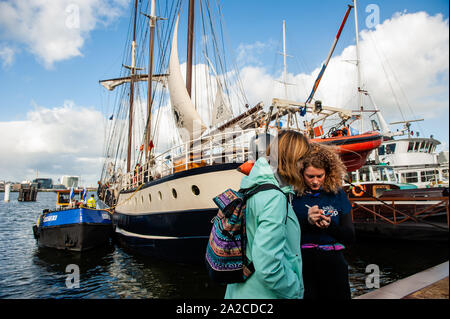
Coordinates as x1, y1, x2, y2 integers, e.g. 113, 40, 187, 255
92, 183, 145, 214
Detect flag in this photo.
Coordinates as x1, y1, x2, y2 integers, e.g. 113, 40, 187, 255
69, 185, 75, 203
82, 187, 87, 201
299, 105, 307, 117
148, 140, 154, 152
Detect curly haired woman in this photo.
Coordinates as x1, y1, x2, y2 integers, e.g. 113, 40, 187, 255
292, 143, 355, 300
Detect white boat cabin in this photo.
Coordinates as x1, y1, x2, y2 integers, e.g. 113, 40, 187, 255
368, 137, 449, 188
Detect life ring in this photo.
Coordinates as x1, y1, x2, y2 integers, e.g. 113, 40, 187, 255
352, 184, 366, 197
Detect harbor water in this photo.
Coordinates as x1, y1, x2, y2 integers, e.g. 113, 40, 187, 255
0, 191, 447, 299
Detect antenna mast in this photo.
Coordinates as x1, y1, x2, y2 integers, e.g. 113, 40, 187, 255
353, 0, 364, 133
126, 0, 139, 173
186, 0, 195, 97
145, 0, 157, 161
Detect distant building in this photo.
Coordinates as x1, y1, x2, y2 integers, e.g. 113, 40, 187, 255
52, 184, 66, 190
33, 178, 53, 189
61, 176, 79, 188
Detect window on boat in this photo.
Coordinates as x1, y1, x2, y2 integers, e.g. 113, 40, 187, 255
404, 172, 418, 183
58, 193, 70, 204
385, 144, 396, 154
148, 194, 152, 203
373, 167, 382, 181
421, 170, 437, 182
172, 188, 178, 199
359, 167, 370, 182
414, 142, 420, 152
378, 166, 395, 182
378, 145, 385, 155
386, 167, 397, 182
192, 185, 200, 196
443, 169, 449, 179
427, 143, 433, 153
158, 191, 162, 200
420, 142, 429, 152
407, 142, 414, 152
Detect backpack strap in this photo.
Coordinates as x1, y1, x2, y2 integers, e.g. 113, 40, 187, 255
239, 183, 291, 275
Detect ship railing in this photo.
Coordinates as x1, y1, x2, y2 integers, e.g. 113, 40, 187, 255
349, 196, 449, 227
120, 127, 266, 190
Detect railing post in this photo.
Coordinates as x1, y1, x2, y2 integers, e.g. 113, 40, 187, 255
393, 200, 396, 224
241, 131, 245, 162
185, 141, 189, 171
209, 137, 213, 165
446, 198, 449, 227
221, 133, 226, 164
171, 148, 174, 174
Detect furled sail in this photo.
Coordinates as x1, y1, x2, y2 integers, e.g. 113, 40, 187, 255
205, 55, 233, 127
100, 74, 167, 91
211, 81, 233, 127
168, 15, 206, 141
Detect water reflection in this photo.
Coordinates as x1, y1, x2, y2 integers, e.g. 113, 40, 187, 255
0, 192, 447, 299
345, 238, 448, 297
31, 244, 226, 299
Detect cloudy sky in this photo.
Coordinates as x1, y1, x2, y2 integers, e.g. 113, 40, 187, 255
0, 0, 448, 186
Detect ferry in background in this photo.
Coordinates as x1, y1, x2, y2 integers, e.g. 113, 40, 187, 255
367, 119, 449, 189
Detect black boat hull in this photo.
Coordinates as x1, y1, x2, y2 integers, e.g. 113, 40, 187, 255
112, 209, 217, 263
34, 223, 113, 251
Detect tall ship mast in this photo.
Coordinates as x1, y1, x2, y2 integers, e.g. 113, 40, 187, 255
97, 0, 382, 262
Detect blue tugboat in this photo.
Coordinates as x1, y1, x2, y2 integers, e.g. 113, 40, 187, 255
33, 189, 113, 251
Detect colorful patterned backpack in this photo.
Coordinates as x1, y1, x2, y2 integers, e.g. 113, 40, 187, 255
205, 183, 286, 284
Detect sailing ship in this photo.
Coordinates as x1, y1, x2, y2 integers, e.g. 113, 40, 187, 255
97, 0, 382, 262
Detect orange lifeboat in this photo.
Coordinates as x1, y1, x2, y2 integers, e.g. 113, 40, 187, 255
311, 131, 383, 172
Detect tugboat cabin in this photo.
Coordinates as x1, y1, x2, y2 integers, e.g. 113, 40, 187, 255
56, 189, 83, 207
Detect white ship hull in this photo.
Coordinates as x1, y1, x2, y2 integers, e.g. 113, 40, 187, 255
112, 163, 243, 262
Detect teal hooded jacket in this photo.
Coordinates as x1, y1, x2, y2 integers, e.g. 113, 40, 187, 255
225, 157, 304, 299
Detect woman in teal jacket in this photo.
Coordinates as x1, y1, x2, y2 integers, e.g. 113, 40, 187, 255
225, 130, 310, 299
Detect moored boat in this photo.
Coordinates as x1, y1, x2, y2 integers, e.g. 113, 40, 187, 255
33, 189, 113, 251
312, 130, 382, 172
343, 163, 449, 241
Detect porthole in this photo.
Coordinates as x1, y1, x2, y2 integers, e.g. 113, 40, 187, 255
191, 185, 200, 196
148, 193, 152, 202
158, 191, 162, 200
141, 196, 144, 203
172, 188, 178, 199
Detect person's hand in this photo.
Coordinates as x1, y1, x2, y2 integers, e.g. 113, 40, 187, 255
316, 215, 331, 229
307, 205, 322, 226
307, 205, 331, 229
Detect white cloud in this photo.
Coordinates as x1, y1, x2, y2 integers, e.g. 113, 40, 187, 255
236, 41, 274, 67
0, 44, 15, 67
0, 0, 128, 68
0, 101, 106, 185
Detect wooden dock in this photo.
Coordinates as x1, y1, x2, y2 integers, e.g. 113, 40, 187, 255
355, 261, 449, 299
